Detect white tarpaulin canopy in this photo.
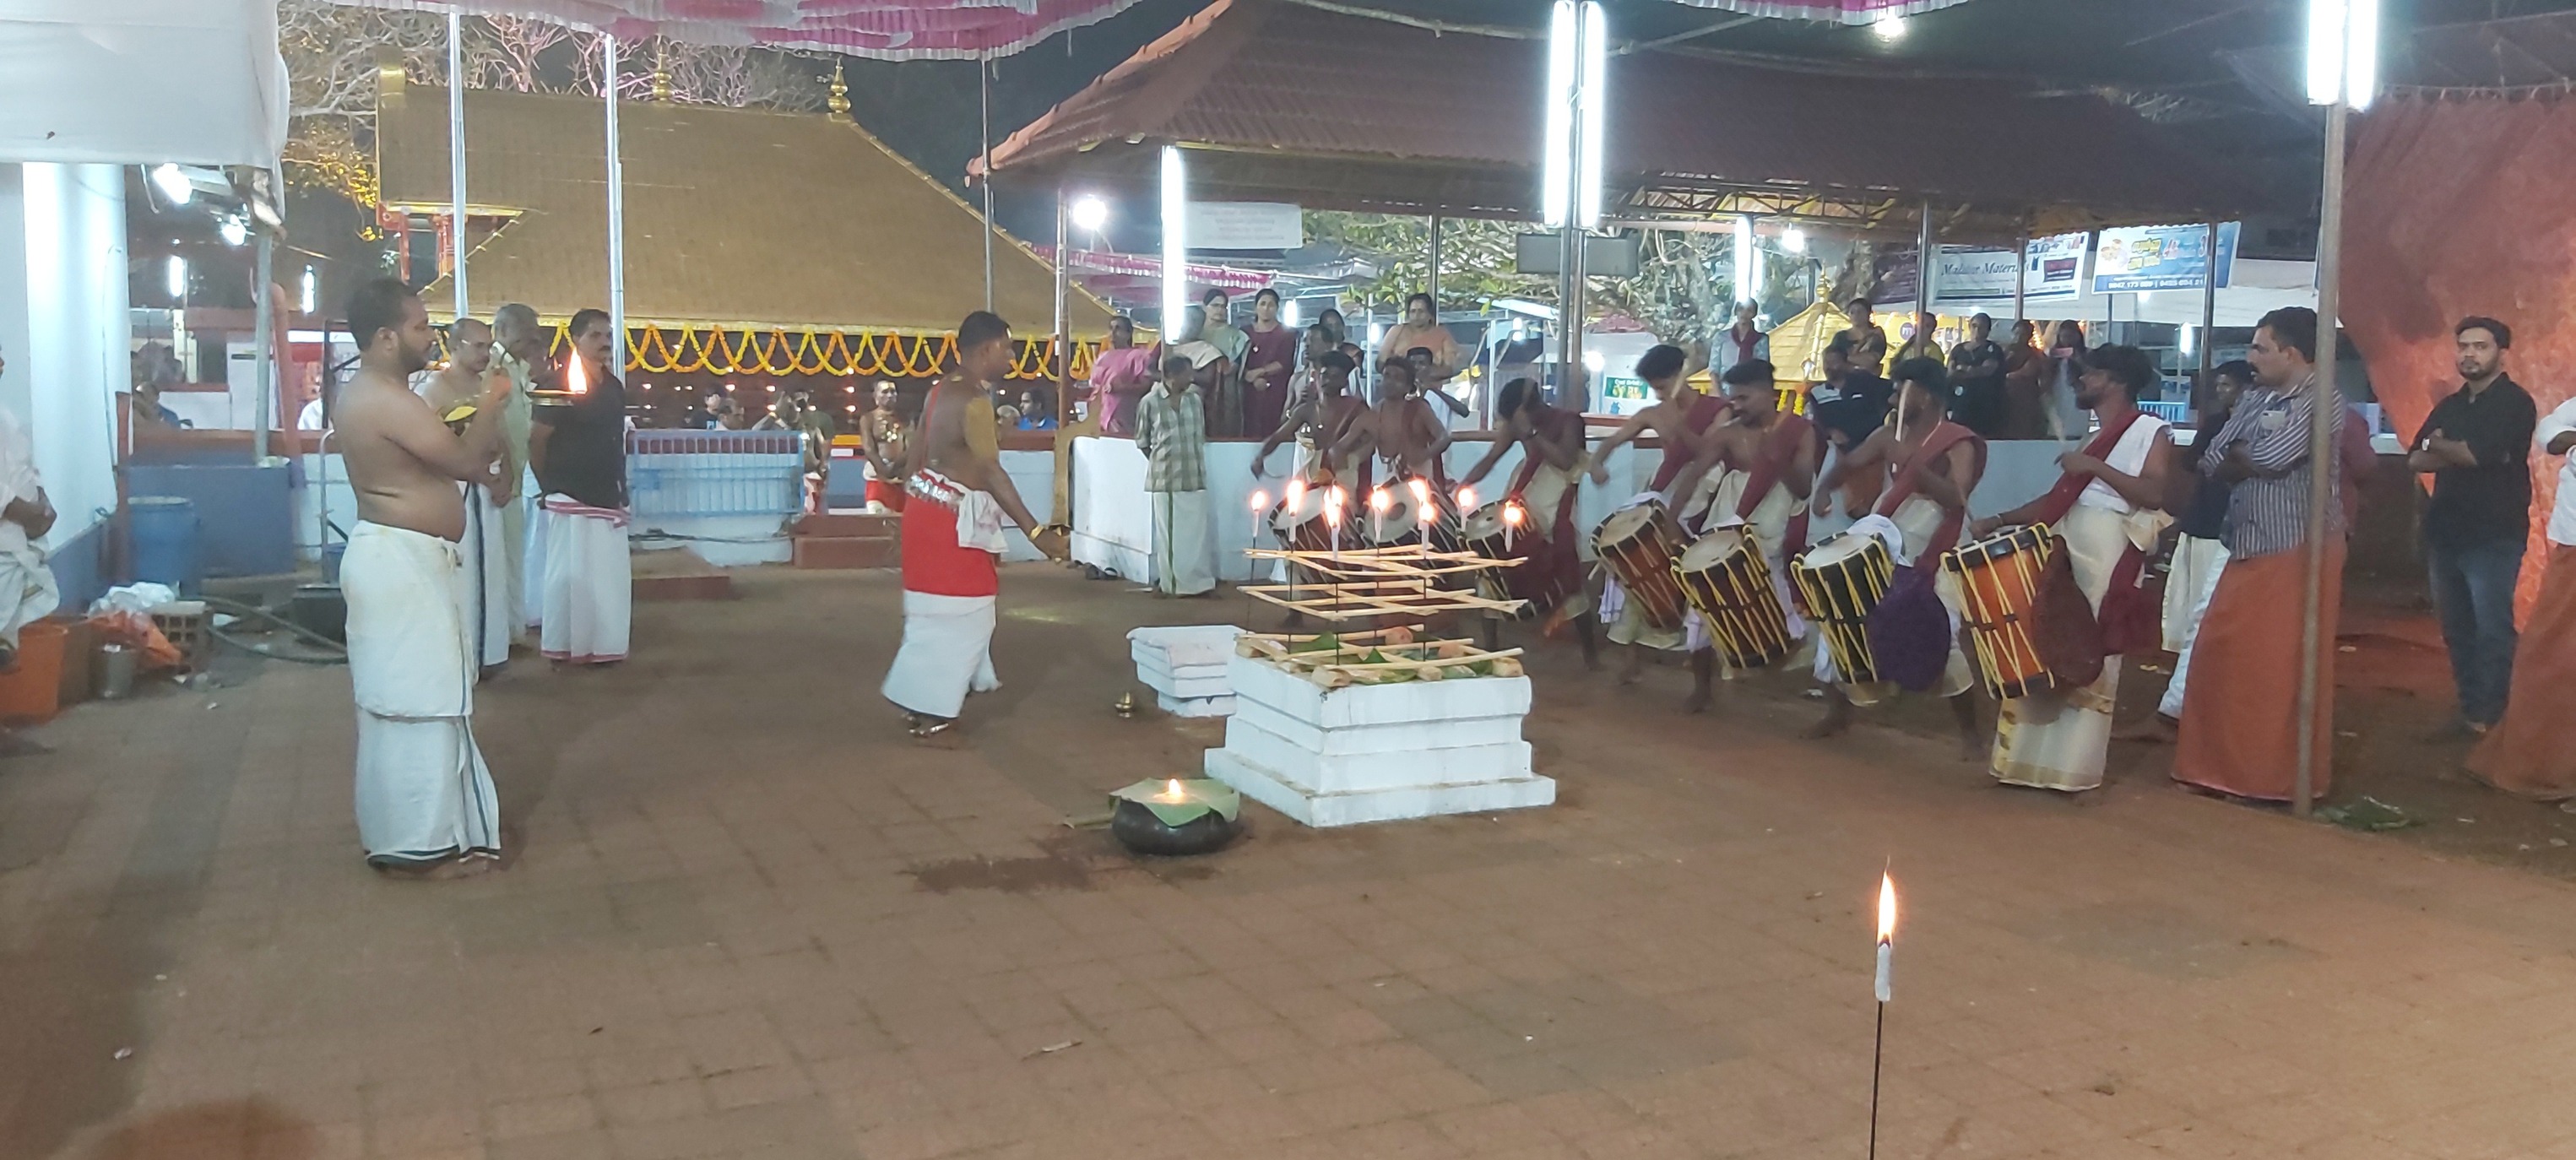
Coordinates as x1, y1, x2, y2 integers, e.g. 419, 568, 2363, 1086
0, 0, 287, 165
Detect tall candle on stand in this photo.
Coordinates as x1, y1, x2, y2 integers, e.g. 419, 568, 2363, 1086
1326, 486, 1346, 568
1369, 487, 1391, 549
1504, 502, 1523, 554
1249, 491, 1268, 547
1869, 871, 1897, 1160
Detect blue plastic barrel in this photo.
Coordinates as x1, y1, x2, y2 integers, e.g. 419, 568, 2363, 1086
127, 496, 203, 595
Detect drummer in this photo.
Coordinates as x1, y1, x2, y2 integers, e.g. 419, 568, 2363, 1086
1251, 345, 1368, 491
1585, 344, 1727, 702
1332, 357, 1455, 507
1458, 377, 1600, 666
1966, 344, 2173, 792
1806, 357, 1988, 756
1669, 359, 1822, 675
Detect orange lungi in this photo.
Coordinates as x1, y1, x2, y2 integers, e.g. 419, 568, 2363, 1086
2172, 538, 2346, 802
2468, 544, 2576, 800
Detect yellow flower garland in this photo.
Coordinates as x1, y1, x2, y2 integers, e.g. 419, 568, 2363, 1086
544, 323, 1100, 382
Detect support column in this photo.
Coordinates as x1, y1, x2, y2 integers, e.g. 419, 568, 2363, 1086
2012, 236, 2028, 328
2198, 220, 2219, 416
448, 11, 469, 321
1054, 187, 1071, 413
2295, 106, 2351, 819
1913, 199, 1933, 339
604, 34, 626, 362
252, 234, 274, 462
980, 50, 995, 314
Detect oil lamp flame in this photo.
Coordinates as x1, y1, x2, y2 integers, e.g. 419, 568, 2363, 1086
1158, 778, 1188, 803
565, 353, 591, 396
1876, 872, 1897, 945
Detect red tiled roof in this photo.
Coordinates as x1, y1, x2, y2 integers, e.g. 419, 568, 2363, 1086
982, 0, 2261, 228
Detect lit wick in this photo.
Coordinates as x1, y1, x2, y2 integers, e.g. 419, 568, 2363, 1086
1249, 490, 1267, 548
1369, 487, 1391, 549
1503, 501, 1524, 554
1155, 778, 1189, 804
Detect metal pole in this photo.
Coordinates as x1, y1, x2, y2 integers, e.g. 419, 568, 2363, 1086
448, 11, 469, 321
604, 33, 626, 363
1428, 214, 1442, 313
252, 234, 274, 463
980, 49, 995, 313
2012, 236, 2028, 328
2293, 103, 2349, 819
1914, 199, 1933, 332
1054, 187, 1071, 414
2198, 220, 2219, 415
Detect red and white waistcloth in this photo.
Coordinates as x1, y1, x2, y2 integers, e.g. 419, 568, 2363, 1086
882, 469, 1008, 718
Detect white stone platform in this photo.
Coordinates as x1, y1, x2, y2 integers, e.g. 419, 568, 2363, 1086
1129, 626, 1244, 718
1202, 653, 1554, 827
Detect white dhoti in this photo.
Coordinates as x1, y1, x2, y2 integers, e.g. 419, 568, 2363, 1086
1695, 469, 1807, 675
342, 521, 501, 866
0, 538, 59, 653
520, 469, 548, 631
1988, 504, 2130, 793
457, 483, 515, 669
2158, 534, 2230, 720
537, 496, 632, 664
881, 590, 1001, 718
1151, 489, 1216, 596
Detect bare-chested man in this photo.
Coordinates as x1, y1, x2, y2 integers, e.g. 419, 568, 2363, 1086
420, 318, 514, 677
331, 277, 511, 878
1334, 358, 1452, 495
1584, 344, 1727, 697
1807, 356, 1987, 754
881, 311, 1070, 738
1251, 345, 1367, 489
1459, 377, 1600, 666
1664, 360, 1822, 709
860, 380, 908, 513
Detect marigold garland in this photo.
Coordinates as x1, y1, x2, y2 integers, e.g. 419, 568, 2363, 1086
545, 323, 1098, 382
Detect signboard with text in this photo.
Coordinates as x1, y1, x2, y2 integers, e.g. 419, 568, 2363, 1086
2092, 222, 2239, 294
1185, 202, 1304, 250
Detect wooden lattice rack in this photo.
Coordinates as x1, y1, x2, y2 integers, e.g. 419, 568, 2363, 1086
1239, 545, 1527, 623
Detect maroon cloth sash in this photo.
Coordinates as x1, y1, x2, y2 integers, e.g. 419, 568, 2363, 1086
1648, 393, 1728, 492
1874, 420, 1987, 567
2022, 409, 2161, 655
1736, 412, 1817, 556
2026, 409, 2148, 529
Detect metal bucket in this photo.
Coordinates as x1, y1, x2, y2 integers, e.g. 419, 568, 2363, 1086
94, 643, 137, 701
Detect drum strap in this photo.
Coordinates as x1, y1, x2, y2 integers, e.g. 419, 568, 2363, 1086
1874, 421, 1985, 566
2026, 409, 2149, 529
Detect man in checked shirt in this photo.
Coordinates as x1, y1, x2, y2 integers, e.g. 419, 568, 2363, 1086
1136, 354, 1216, 597
2172, 306, 2349, 803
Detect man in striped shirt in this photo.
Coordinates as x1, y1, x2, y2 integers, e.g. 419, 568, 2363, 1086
2172, 306, 2346, 802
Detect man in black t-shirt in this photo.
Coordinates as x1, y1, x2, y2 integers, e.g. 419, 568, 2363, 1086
1945, 313, 2008, 437
2410, 316, 2539, 737
529, 308, 632, 667
1807, 339, 1894, 517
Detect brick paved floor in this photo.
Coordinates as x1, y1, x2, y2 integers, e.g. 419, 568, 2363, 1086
8, 565, 2576, 1160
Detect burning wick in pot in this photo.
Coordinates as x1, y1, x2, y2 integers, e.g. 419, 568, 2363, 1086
1155, 778, 1188, 804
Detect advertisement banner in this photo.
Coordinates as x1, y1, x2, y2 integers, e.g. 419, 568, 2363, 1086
1929, 246, 2019, 305
2022, 232, 2090, 302
2092, 222, 2240, 294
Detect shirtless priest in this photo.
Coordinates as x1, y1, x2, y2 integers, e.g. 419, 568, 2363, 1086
331, 278, 512, 878
881, 311, 1070, 738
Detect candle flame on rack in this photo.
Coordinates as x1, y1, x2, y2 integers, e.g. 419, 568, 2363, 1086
1326, 485, 1347, 512
1876, 872, 1897, 945
1456, 486, 1477, 512
1287, 479, 1307, 507
1369, 487, 1391, 513
1250, 490, 1267, 512
1406, 478, 1429, 504
1158, 778, 1187, 803
1504, 503, 1525, 528
1418, 501, 1435, 525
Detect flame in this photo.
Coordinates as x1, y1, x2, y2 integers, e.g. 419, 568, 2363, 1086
1876, 872, 1897, 944
1369, 487, 1392, 512
1504, 503, 1525, 527
1286, 479, 1307, 507
1326, 485, 1347, 512
1406, 478, 1430, 503
1456, 486, 1477, 512
1158, 778, 1188, 803
1250, 490, 1268, 512
565, 353, 591, 396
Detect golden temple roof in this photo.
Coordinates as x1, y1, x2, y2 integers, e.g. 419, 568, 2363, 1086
377, 75, 1111, 337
